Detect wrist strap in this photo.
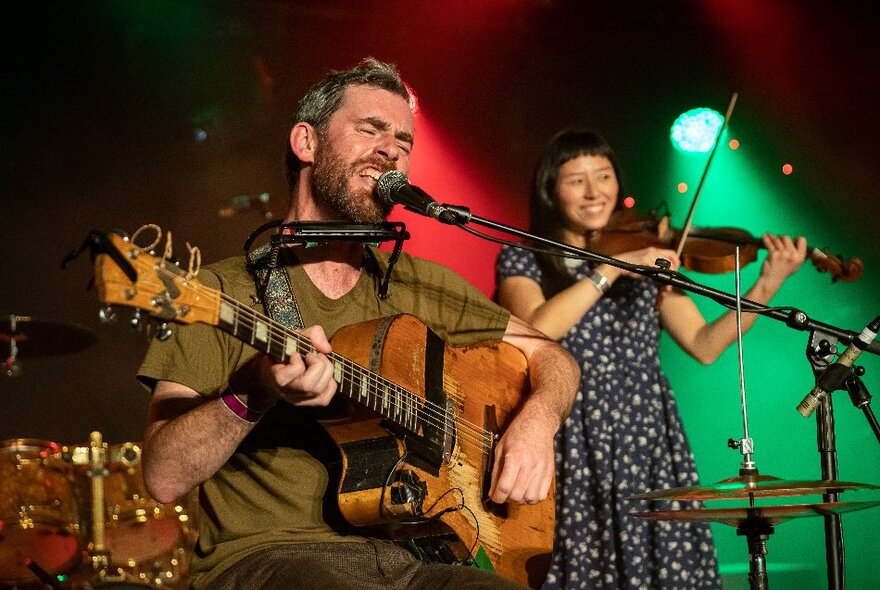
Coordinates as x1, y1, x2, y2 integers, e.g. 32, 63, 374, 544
586, 268, 610, 295
220, 388, 268, 423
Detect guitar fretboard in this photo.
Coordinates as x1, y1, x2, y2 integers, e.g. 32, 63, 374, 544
217, 299, 421, 432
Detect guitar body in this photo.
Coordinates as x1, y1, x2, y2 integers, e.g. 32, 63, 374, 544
326, 314, 554, 589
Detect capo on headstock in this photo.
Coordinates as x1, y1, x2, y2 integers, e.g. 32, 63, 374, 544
62, 230, 137, 286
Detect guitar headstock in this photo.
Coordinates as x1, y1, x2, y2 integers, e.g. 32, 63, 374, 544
94, 232, 221, 329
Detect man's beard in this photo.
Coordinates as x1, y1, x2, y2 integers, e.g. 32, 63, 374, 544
310, 139, 393, 223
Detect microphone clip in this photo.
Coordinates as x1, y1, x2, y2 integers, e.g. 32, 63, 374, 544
814, 362, 855, 396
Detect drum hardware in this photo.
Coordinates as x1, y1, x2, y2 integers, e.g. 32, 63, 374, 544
2, 434, 185, 589
24, 556, 61, 588
89, 432, 110, 575
61, 433, 112, 578
631, 475, 880, 502
61, 436, 193, 589
1, 315, 98, 377
630, 500, 880, 526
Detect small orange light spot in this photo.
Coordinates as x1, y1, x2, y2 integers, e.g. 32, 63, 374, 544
729, 139, 740, 150
677, 182, 688, 193
623, 196, 636, 209
782, 163, 793, 175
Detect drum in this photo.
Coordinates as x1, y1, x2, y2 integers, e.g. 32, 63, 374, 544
0, 438, 81, 586
100, 442, 195, 588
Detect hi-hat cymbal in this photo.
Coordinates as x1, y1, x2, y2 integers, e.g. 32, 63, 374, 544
631, 500, 880, 527
629, 474, 880, 502
0, 315, 98, 356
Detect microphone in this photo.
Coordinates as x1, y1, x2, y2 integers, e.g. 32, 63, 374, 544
218, 193, 272, 219
797, 316, 880, 417
375, 171, 447, 220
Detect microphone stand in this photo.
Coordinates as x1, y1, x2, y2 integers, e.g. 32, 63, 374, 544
427, 204, 880, 588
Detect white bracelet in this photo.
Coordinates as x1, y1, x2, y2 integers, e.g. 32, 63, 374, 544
585, 268, 610, 295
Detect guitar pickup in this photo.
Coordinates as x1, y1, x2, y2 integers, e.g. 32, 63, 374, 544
390, 469, 427, 514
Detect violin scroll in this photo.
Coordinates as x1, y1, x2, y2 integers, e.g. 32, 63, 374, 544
809, 249, 863, 283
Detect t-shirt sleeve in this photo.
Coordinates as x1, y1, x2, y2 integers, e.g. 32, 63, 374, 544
136, 264, 251, 397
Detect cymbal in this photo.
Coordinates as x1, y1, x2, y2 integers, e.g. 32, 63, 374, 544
631, 500, 880, 527
629, 474, 880, 502
0, 315, 98, 356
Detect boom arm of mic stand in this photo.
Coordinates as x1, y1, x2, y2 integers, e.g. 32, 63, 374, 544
445, 211, 880, 357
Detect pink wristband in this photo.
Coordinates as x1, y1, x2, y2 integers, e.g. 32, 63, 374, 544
220, 389, 267, 423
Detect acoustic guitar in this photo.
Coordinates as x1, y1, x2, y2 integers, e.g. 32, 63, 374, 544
88, 231, 554, 588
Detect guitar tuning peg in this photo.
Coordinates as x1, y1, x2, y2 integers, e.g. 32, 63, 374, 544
98, 306, 117, 324
155, 322, 173, 341
129, 309, 143, 331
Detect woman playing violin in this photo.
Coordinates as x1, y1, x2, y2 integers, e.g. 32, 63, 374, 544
494, 129, 807, 590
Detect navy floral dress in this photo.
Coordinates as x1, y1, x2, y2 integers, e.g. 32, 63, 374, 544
496, 246, 721, 590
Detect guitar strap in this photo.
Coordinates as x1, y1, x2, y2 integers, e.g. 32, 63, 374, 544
245, 244, 305, 330
245, 238, 402, 330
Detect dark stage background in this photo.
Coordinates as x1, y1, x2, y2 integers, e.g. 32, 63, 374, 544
3, 1, 879, 587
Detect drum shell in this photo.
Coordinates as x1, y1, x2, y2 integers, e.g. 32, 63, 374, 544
0, 438, 81, 585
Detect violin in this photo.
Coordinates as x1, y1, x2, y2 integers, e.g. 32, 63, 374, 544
586, 209, 864, 283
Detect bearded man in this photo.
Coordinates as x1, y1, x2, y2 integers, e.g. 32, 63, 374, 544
138, 58, 578, 590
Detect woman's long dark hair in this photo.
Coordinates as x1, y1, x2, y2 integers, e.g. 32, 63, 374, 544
529, 129, 625, 298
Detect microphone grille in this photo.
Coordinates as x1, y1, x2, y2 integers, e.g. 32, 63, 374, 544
376, 170, 408, 206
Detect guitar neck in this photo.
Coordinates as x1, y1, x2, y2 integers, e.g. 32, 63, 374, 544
216, 297, 421, 432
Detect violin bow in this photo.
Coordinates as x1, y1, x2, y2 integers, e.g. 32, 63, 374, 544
674, 92, 739, 259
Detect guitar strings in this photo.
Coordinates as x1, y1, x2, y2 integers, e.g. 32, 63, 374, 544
150, 263, 495, 450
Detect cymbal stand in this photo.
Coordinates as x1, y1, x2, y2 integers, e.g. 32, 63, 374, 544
727, 251, 774, 589
737, 515, 774, 590
728, 250, 758, 480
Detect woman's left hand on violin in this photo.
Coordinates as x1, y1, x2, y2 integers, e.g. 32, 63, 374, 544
759, 233, 808, 284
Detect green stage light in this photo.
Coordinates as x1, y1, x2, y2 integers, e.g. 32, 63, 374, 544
670, 108, 724, 153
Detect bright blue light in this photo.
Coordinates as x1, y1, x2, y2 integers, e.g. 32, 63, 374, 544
670, 108, 724, 153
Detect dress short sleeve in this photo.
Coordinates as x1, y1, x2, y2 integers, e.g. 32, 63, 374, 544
495, 244, 542, 284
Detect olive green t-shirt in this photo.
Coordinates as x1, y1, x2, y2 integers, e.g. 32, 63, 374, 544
137, 247, 509, 589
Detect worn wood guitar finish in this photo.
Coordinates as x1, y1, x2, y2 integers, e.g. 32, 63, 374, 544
92, 232, 553, 588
